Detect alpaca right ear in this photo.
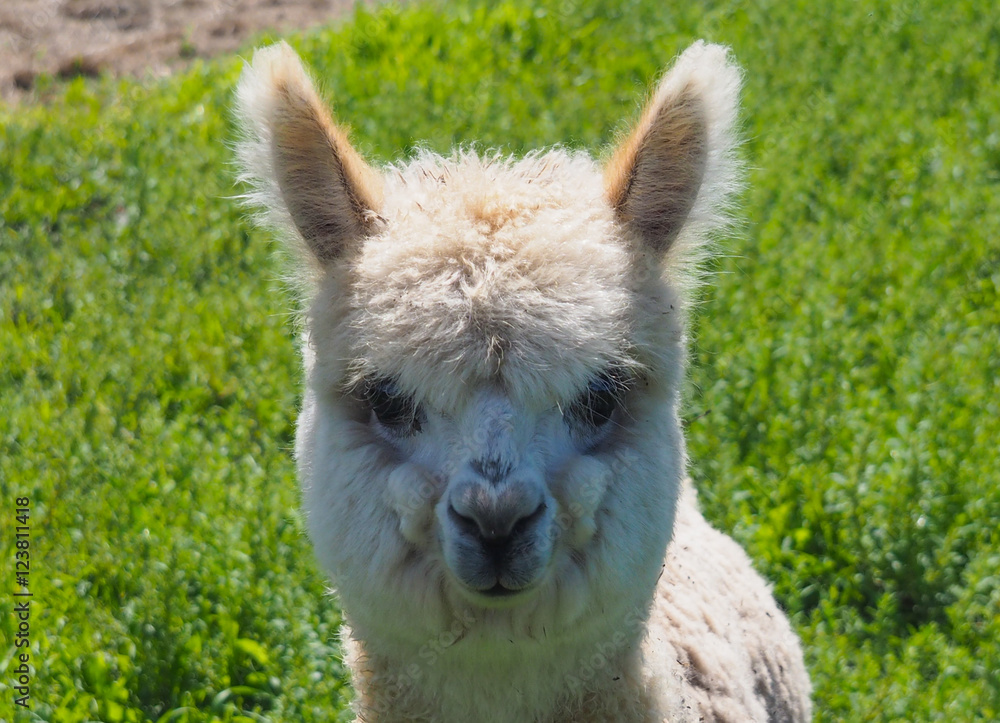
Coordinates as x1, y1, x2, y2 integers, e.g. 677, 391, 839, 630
605, 42, 741, 256
235, 42, 382, 263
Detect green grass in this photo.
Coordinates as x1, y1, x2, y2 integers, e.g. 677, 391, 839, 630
1, 0, 998, 720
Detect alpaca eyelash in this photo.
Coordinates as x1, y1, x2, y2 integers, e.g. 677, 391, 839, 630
566, 367, 634, 431
360, 377, 423, 435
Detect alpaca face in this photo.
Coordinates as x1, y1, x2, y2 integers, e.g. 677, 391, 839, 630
302, 152, 681, 625
236, 40, 740, 645
343, 188, 638, 603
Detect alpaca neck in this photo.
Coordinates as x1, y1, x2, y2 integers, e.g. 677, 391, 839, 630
345, 620, 652, 722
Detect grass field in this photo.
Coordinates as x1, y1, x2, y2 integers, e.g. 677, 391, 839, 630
2, 0, 999, 720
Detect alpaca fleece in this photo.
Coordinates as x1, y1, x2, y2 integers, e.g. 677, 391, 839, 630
235, 39, 812, 722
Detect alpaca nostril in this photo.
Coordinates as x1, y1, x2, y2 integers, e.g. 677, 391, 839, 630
510, 501, 546, 538
448, 503, 482, 539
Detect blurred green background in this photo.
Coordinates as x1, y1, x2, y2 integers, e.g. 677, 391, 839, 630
1, 0, 998, 720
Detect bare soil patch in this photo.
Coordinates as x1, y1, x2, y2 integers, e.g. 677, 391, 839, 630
0, 0, 362, 102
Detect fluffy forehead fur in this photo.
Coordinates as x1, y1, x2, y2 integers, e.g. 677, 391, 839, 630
332, 149, 661, 410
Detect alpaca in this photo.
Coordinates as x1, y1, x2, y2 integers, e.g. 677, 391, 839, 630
235, 40, 812, 722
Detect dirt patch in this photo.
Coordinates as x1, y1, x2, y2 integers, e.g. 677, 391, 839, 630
0, 0, 364, 102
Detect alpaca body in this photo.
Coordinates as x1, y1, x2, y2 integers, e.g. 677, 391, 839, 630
235, 39, 812, 722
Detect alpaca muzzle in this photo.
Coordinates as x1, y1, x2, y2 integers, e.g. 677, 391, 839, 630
443, 474, 554, 599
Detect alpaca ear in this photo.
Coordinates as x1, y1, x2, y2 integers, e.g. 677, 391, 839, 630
605, 41, 741, 254
235, 41, 382, 263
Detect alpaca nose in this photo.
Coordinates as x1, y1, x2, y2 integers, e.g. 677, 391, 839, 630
448, 482, 546, 546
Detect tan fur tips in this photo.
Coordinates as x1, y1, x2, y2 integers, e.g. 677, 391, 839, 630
235, 42, 383, 263
605, 42, 741, 254
606, 87, 707, 251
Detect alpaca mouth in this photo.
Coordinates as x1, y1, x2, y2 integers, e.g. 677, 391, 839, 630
458, 576, 542, 607
482, 582, 526, 598
447, 540, 550, 603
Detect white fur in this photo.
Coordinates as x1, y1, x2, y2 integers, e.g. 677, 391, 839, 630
235, 40, 811, 722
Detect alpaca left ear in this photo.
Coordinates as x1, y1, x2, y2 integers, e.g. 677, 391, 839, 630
605, 42, 741, 255
235, 42, 382, 264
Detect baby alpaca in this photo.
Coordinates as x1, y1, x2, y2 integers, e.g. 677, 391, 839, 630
235, 39, 811, 722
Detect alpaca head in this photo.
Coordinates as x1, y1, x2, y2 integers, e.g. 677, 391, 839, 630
236, 41, 740, 649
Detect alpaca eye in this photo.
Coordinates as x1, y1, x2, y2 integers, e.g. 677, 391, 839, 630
362, 377, 422, 434
567, 368, 630, 431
